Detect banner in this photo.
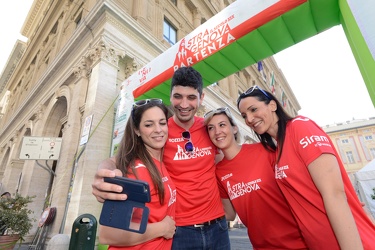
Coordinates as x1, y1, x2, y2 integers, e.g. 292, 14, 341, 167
110, 0, 307, 155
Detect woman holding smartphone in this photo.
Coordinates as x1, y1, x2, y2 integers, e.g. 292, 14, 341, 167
99, 99, 176, 249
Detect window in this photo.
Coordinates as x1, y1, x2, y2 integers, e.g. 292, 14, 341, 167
170, 0, 177, 5
370, 148, 375, 158
75, 12, 82, 27
365, 135, 373, 140
163, 19, 177, 45
341, 139, 349, 144
346, 151, 355, 164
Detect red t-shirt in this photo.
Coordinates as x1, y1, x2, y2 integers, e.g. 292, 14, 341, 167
109, 158, 176, 250
216, 143, 307, 249
275, 116, 375, 249
163, 116, 224, 226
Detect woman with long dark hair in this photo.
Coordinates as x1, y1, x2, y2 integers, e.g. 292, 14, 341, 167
99, 99, 176, 249
237, 86, 375, 249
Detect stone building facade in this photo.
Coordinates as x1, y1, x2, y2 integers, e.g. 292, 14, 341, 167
0, 0, 300, 244
323, 118, 375, 174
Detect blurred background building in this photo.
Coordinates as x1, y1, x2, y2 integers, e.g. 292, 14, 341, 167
324, 118, 375, 174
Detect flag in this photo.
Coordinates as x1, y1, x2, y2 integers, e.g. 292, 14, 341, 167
281, 91, 287, 108
257, 61, 266, 81
257, 61, 263, 72
269, 71, 275, 94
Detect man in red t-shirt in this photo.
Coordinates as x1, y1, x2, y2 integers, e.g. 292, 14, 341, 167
163, 67, 229, 249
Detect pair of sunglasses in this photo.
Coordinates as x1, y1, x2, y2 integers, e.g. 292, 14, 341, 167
203, 107, 231, 120
133, 98, 163, 109
182, 131, 194, 153
237, 85, 271, 106
132, 98, 163, 121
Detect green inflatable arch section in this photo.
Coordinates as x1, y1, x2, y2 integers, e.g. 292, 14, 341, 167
135, 0, 374, 107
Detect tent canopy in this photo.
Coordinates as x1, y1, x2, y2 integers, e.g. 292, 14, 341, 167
355, 160, 375, 219
358, 159, 375, 172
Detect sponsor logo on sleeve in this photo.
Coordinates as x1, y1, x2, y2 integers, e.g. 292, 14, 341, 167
299, 135, 332, 149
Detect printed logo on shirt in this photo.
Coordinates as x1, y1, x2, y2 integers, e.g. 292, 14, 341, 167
172, 144, 212, 160
221, 173, 233, 181
275, 164, 288, 179
299, 135, 332, 149
169, 138, 184, 143
162, 176, 176, 206
168, 184, 177, 207
226, 179, 261, 200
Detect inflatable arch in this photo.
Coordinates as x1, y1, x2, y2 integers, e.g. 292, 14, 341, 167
126, 0, 374, 103
111, 0, 374, 152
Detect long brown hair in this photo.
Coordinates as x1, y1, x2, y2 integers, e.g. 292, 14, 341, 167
115, 101, 169, 204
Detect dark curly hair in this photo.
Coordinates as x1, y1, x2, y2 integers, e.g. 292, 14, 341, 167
171, 66, 203, 96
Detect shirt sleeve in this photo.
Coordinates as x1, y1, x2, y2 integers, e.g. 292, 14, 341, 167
290, 117, 336, 167
216, 174, 229, 199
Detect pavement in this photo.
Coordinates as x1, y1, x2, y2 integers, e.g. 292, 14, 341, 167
15, 226, 253, 250
229, 226, 253, 250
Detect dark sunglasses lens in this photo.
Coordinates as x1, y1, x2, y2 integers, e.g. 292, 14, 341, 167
185, 141, 194, 152
134, 100, 147, 106
182, 131, 190, 139
149, 99, 162, 104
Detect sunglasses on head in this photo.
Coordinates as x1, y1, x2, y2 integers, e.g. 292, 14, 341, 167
132, 98, 163, 121
237, 85, 271, 106
182, 131, 194, 153
132, 98, 163, 110
203, 107, 232, 120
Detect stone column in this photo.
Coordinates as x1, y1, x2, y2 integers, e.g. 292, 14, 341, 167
62, 37, 125, 233
46, 56, 92, 236
219, 0, 226, 10
228, 74, 237, 100
193, 9, 201, 28
132, 0, 147, 21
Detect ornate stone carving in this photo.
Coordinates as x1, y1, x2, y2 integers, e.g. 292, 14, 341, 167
125, 61, 139, 79
12, 131, 20, 144
73, 56, 91, 78
196, 105, 206, 118
87, 37, 125, 67
26, 120, 33, 131
35, 104, 46, 122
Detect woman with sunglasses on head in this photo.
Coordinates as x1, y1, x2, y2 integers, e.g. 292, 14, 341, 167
99, 99, 177, 250
204, 107, 308, 249
237, 86, 375, 250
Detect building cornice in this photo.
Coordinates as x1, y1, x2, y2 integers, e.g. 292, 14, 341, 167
0, 41, 27, 95
323, 118, 375, 133
21, 0, 50, 39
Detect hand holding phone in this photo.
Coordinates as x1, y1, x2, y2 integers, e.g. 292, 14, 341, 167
99, 176, 151, 234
